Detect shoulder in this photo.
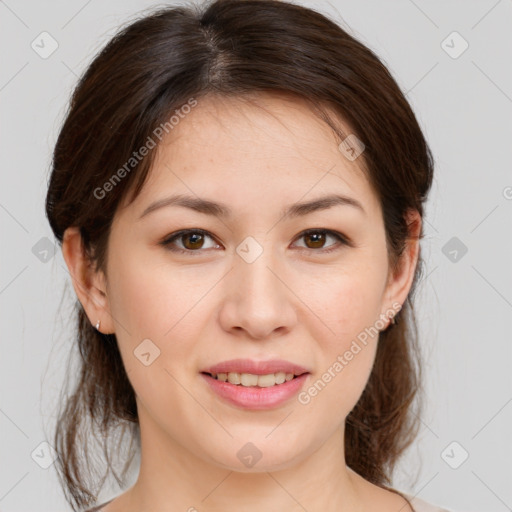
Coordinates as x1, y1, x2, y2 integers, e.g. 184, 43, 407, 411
401, 492, 455, 512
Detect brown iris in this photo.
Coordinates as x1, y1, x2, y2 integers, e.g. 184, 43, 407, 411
303, 231, 326, 249
181, 232, 205, 250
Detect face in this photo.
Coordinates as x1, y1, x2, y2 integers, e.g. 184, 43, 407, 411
77, 93, 416, 472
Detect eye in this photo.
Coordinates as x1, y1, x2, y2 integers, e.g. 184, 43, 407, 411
160, 228, 351, 255
292, 229, 350, 253
160, 229, 220, 254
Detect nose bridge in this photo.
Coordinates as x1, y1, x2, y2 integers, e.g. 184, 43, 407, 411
219, 235, 296, 338
234, 237, 285, 306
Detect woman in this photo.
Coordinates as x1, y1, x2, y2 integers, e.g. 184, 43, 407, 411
45, 0, 451, 510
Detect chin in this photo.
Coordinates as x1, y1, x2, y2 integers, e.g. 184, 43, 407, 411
201, 436, 307, 473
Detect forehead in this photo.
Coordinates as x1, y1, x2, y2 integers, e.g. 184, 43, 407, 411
125, 92, 380, 221
161, 92, 358, 170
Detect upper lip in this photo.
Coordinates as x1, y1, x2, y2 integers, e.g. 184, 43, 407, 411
201, 359, 310, 376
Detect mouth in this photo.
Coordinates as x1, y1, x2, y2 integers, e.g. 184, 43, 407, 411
199, 358, 311, 409
200, 369, 310, 410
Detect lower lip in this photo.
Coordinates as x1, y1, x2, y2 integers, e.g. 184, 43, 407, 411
200, 373, 309, 410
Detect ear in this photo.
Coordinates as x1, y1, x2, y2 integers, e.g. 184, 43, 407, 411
380, 208, 422, 327
61, 227, 115, 334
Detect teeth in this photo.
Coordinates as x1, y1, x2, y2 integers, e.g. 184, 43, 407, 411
275, 372, 286, 385
227, 372, 240, 385
240, 373, 258, 386
212, 371, 297, 387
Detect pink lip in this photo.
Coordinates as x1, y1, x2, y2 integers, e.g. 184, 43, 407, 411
201, 358, 310, 375
200, 372, 310, 410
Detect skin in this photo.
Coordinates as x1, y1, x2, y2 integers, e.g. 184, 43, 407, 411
63, 92, 420, 512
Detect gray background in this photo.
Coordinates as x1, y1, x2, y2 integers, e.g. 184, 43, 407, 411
1, 0, 511, 511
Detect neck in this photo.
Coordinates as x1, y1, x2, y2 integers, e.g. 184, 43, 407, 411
126, 402, 365, 512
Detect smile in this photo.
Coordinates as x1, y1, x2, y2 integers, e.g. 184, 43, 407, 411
200, 372, 310, 410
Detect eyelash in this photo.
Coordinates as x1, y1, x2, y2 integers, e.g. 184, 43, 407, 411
159, 228, 351, 255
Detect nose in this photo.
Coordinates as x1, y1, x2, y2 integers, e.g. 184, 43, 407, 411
218, 247, 298, 340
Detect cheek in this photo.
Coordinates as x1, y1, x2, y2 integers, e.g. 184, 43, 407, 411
106, 252, 219, 382
105, 256, 204, 406
299, 270, 383, 406
308, 268, 384, 343
107, 253, 200, 337
299, 278, 381, 429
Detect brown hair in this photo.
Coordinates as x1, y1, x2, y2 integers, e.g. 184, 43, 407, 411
45, 0, 434, 510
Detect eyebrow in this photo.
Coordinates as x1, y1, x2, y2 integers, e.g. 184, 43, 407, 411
139, 193, 365, 220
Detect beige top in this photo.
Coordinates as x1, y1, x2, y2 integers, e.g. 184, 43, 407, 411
402, 492, 454, 512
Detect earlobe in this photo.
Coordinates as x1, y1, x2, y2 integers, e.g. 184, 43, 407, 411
61, 227, 115, 334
